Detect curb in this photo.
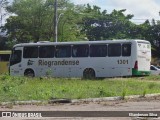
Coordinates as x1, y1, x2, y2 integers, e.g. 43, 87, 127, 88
72, 93, 160, 103
71, 96, 123, 103
1, 93, 160, 106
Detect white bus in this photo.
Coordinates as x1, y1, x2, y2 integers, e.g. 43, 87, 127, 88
9, 39, 151, 78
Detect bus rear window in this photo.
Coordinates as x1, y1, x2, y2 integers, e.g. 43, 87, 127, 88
137, 42, 151, 50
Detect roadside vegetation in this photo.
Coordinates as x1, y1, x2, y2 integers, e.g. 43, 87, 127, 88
0, 74, 160, 102
0, 0, 160, 59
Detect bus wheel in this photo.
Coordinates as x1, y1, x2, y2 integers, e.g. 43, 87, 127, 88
83, 68, 95, 79
24, 69, 35, 77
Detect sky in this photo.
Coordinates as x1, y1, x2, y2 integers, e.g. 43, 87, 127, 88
71, 0, 160, 24
1, 0, 160, 24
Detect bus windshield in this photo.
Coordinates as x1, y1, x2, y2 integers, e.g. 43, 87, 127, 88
10, 49, 22, 66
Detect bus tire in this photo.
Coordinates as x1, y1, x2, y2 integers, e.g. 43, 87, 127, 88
83, 68, 95, 79
24, 69, 35, 77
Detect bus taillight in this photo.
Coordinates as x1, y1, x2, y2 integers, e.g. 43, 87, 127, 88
134, 61, 138, 70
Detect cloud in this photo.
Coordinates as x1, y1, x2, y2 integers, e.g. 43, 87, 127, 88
71, 0, 160, 20
109, 0, 160, 19
72, 0, 96, 5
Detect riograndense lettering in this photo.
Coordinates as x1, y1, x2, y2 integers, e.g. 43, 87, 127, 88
38, 59, 79, 67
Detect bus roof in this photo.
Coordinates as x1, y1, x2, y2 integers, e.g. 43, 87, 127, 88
13, 39, 150, 48
0, 50, 11, 54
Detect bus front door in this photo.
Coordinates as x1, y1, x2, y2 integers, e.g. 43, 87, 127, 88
9, 47, 23, 76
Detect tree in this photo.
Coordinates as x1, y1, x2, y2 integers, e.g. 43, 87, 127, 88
3, 0, 54, 43
2, 0, 85, 44
147, 19, 160, 57
0, 0, 8, 23
80, 4, 134, 40
51, 0, 86, 41
0, 0, 9, 49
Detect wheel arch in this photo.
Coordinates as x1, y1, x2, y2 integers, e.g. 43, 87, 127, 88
83, 68, 96, 79
24, 68, 35, 77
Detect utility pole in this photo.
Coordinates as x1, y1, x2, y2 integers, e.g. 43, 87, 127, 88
54, 0, 57, 42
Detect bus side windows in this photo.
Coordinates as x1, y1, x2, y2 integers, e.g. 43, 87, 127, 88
23, 47, 38, 58
122, 44, 131, 56
90, 45, 107, 57
39, 46, 55, 58
55, 46, 71, 58
72, 45, 89, 57
108, 44, 121, 57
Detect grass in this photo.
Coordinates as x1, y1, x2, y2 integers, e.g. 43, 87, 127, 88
0, 74, 160, 102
